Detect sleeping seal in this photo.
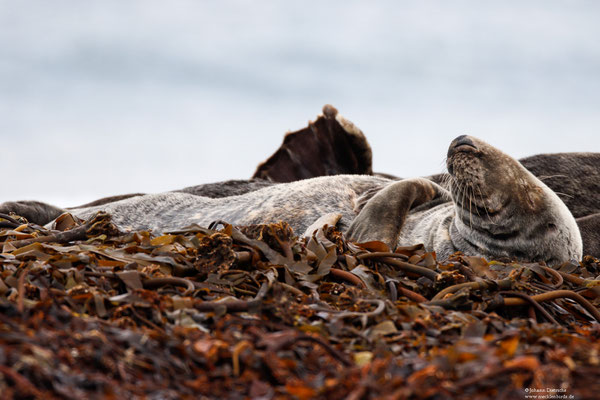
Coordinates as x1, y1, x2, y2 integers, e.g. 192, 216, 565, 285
57, 135, 581, 265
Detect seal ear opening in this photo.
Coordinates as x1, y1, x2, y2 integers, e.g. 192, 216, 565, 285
252, 105, 373, 182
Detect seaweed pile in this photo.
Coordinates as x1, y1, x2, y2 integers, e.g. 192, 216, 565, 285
1, 211, 600, 399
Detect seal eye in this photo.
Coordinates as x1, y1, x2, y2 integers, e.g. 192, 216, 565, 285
547, 223, 557, 231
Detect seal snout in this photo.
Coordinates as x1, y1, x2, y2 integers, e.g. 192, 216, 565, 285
448, 135, 478, 158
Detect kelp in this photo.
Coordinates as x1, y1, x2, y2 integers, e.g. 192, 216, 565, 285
0, 212, 599, 399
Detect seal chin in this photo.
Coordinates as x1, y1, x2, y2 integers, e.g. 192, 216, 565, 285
446, 135, 583, 265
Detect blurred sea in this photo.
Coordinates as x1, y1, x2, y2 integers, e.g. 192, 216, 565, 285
1, 1, 599, 206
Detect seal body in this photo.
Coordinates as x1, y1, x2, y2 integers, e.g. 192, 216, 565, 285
62, 135, 582, 265
68, 175, 390, 235
397, 202, 455, 257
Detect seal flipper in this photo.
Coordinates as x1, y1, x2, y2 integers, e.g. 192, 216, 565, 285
346, 178, 449, 249
252, 104, 373, 182
0, 200, 66, 225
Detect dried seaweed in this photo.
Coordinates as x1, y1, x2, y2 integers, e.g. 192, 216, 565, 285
1, 212, 599, 399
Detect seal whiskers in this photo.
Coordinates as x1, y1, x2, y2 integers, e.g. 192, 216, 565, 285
468, 184, 473, 229
475, 183, 496, 225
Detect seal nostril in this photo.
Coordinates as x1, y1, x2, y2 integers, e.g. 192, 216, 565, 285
452, 135, 477, 150
448, 135, 478, 159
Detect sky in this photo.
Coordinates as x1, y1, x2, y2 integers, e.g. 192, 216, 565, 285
1, 1, 599, 207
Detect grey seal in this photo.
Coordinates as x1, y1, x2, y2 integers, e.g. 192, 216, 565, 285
50, 135, 582, 265
0, 105, 592, 259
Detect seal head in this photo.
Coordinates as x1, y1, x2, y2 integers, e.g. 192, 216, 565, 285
446, 135, 582, 264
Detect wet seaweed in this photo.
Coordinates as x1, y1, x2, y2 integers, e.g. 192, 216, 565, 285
1, 212, 599, 399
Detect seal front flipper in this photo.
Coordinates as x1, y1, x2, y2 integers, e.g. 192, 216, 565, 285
253, 104, 373, 182
346, 178, 449, 249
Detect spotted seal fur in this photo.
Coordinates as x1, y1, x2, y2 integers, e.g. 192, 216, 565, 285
47, 135, 581, 265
